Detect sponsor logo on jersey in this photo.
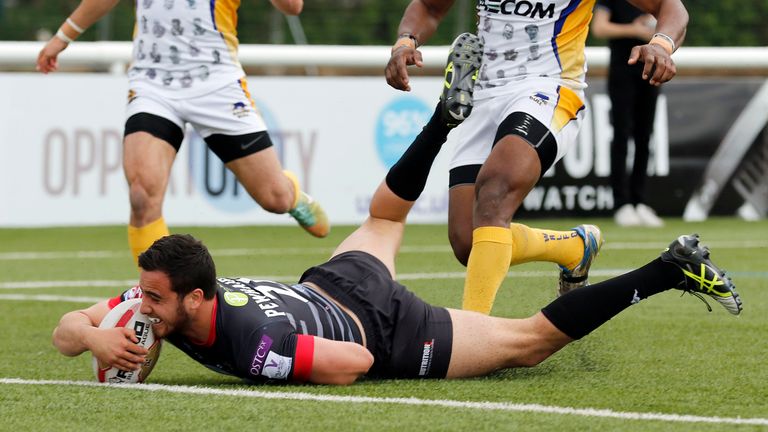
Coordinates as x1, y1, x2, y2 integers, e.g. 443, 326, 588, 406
224, 291, 249, 307
418, 339, 435, 376
262, 351, 292, 379
479, 0, 555, 19
530, 92, 550, 106
250, 335, 273, 376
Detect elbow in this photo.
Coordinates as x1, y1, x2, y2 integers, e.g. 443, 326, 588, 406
335, 347, 374, 386
51, 326, 76, 357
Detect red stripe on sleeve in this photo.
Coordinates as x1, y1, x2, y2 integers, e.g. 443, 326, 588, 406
107, 296, 122, 309
292, 334, 315, 382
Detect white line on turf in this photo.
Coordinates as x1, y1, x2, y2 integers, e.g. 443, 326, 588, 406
0, 269, 634, 290
0, 294, 104, 303
0, 240, 766, 261
1, 378, 766, 426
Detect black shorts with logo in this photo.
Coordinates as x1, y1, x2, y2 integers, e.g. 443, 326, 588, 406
299, 251, 453, 379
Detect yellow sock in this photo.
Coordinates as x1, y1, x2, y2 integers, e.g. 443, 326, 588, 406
283, 170, 301, 209
462, 226, 513, 314
509, 223, 583, 269
128, 217, 169, 266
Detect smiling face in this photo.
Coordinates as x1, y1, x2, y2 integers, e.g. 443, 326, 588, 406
138, 270, 191, 339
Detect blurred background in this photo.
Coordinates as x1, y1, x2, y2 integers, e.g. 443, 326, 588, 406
1, 0, 767, 47
0, 0, 766, 227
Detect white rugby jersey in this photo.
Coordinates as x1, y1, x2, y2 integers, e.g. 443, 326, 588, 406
127, 0, 246, 98
474, 0, 596, 98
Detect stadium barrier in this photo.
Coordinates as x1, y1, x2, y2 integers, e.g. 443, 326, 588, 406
0, 43, 765, 226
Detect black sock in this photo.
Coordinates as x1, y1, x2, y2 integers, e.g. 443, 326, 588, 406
385, 102, 452, 201
541, 258, 684, 339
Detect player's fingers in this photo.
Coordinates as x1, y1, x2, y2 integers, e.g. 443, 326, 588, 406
385, 54, 409, 90
116, 358, 143, 372
126, 343, 149, 356
413, 50, 424, 68
121, 327, 140, 343
641, 54, 656, 81
395, 61, 411, 91
627, 46, 641, 65
652, 56, 676, 84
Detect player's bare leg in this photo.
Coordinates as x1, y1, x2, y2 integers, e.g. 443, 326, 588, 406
229, 147, 329, 238
331, 182, 413, 277
124, 131, 176, 264
445, 309, 570, 378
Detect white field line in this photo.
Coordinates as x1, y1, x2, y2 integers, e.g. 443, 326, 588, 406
0, 240, 766, 261
0, 269, 633, 291
0, 293, 104, 303
1, 378, 766, 426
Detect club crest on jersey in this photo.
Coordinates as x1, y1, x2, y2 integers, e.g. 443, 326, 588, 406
479, 0, 555, 19
232, 101, 250, 118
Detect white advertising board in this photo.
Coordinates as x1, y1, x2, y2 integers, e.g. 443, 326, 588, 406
0, 74, 455, 226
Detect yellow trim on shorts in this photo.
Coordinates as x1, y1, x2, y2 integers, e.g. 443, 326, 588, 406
551, 86, 584, 132
238, 77, 257, 109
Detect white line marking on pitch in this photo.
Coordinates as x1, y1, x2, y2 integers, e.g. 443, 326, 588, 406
0, 378, 765, 426
0, 240, 765, 260
0, 269, 634, 290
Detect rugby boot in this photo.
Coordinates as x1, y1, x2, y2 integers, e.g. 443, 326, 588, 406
285, 171, 330, 238
440, 32, 483, 127
558, 224, 604, 296
660, 234, 742, 315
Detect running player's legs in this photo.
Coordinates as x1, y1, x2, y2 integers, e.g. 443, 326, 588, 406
124, 93, 185, 264
452, 81, 593, 313
186, 78, 328, 237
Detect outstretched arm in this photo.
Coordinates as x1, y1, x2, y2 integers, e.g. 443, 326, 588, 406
36, 0, 120, 73
52, 300, 148, 372
270, 0, 303, 16
626, 0, 688, 85
385, 0, 456, 91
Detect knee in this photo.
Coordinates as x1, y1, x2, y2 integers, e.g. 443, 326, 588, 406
128, 180, 160, 218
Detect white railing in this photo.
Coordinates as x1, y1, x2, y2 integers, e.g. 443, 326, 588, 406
2, 41, 768, 73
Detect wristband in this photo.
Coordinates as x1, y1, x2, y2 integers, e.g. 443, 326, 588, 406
55, 28, 74, 44
392, 33, 418, 51
649, 32, 675, 54
66, 17, 85, 34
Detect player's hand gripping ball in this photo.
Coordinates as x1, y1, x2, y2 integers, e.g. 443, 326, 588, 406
93, 298, 162, 383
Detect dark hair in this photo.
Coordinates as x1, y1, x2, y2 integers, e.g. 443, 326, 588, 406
138, 234, 217, 300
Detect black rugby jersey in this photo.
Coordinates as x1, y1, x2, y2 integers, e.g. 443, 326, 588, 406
109, 277, 362, 383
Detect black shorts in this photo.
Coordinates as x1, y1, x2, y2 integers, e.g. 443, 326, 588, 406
299, 251, 453, 379
124, 112, 273, 163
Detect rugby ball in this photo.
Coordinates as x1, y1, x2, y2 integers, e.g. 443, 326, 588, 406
92, 298, 162, 384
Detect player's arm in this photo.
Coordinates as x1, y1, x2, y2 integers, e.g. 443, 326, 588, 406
52, 300, 148, 371
306, 337, 374, 385
590, 7, 654, 40
385, 0, 456, 92
626, 0, 688, 85
269, 0, 303, 16
36, 0, 121, 74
